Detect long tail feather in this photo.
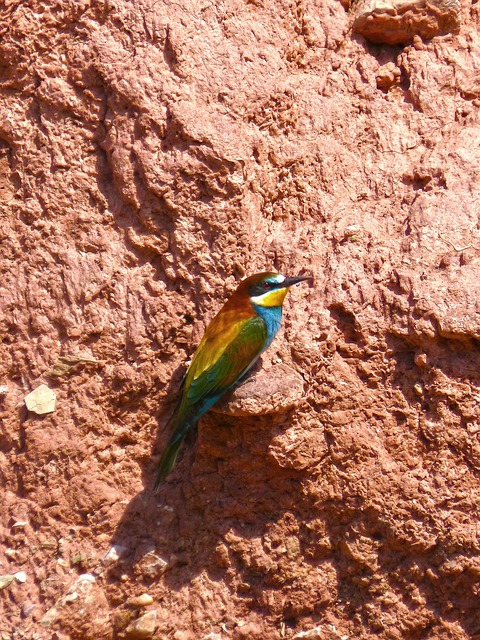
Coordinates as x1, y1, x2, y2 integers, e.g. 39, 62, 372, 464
153, 437, 183, 491
153, 418, 196, 492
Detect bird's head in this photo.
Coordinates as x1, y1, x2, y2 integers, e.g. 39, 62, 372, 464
233, 272, 312, 308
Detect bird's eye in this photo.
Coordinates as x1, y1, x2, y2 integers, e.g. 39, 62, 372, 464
263, 282, 271, 289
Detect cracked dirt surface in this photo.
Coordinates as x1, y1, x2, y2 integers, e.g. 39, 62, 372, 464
1, 0, 480, 638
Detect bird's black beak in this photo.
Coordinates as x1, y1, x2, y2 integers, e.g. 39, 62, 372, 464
283, 275, 313, 287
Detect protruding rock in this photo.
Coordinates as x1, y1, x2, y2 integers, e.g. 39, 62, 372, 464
376, 62, 402, 91
352, 0, 460, 45
40, 572, 111, 637
41, 574, 96, 626
212, 363, 305, 416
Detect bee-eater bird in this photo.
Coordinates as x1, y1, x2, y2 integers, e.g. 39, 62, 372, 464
154, 271, 311, 489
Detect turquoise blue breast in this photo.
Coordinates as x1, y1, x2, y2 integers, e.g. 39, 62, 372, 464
252, 304, 283, 350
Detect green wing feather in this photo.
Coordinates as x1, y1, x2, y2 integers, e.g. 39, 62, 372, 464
154, 314, 267, 489
186, 314, 268, 405
187, 308, 255, 380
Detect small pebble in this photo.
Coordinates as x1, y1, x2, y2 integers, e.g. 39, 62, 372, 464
73, 573, 95, 587
24, 384, 56, 415
344, 224, 361, 239
41, 605, 59, 627
22, 602, 35, 618
14, 571, 27, 583
125, 610, 158, 639
0, 575, 14, 590
141, 553, 168, 579
173, 631, 196, 640
129, 593, 154, 607
103, 544, 128, 565
412, 34, 424, 50
414, 383, 423, 396
414, 352, 428, 368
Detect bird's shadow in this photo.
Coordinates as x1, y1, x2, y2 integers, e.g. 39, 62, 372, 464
105, 359, 314, 594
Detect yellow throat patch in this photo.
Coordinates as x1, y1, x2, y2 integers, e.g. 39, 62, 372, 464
251, 287, 288, 307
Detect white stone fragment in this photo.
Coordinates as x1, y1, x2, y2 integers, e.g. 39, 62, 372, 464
24, 384, 56, 414
70, 573, 95, 589
292, 624, 347, 639
102, 544, 128, 565
14, 571, 27, 583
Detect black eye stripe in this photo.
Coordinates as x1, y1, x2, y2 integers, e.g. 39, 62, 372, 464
249, 280, 279, 296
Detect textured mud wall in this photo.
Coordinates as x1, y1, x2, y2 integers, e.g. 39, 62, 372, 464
1, 0, 480, 639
